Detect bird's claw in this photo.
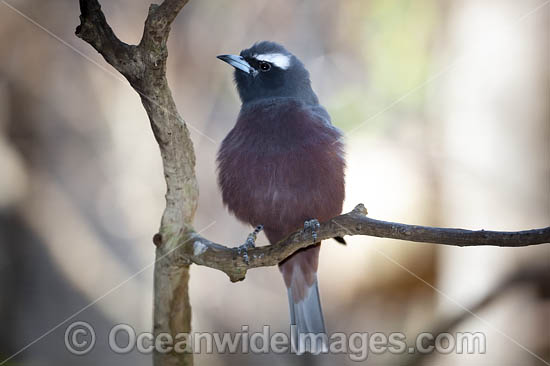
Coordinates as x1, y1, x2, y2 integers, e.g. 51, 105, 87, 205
237, 225, 264, 264
303, 219, 321, 243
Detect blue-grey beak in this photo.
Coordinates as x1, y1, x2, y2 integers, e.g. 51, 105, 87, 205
217, 54, 256, 74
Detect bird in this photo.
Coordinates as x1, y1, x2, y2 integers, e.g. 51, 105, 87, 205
216, 41, 346, 354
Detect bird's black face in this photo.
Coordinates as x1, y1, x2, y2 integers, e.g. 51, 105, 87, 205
217, 41, 318, 105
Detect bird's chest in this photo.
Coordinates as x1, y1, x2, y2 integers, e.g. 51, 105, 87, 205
218, 121, 314, 215
218, 119, 311, 195
216, 102, 345, 230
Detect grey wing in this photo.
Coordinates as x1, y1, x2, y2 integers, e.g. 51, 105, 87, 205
309, 104, 332, 124
308, 104, 343, 133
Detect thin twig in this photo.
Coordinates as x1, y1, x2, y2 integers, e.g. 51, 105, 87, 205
174, 204, 550, 282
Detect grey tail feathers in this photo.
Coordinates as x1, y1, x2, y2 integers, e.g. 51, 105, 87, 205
287, 276, 328, 354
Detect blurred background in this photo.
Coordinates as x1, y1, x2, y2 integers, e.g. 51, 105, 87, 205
0, 0, 548, 365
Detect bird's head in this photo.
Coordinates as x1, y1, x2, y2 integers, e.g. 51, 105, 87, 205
217, 41, 318, 105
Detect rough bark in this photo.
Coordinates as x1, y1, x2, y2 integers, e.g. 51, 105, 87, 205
180, 204, 550, 282
77, 1, 196, 365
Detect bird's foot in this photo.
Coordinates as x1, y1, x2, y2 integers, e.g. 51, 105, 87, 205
237, 225, 264, 264
303, 219, 321, 243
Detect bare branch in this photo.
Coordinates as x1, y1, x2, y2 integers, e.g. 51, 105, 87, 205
141, 0, 190, 50
76, 0, 140, 81
77, 1, 196, 366
176, 204, 550, 282
77, 0, 198, 230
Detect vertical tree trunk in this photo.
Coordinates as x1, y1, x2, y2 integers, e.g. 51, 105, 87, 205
153, 263, 193, 366
76, 1, 196, 365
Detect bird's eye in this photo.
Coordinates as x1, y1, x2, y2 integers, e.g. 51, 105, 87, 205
259, 61, 271, 72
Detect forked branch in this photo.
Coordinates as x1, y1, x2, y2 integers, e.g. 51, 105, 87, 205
77, 1, 197, 366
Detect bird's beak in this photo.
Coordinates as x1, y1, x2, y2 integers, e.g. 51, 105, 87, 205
217, 54, 256, 75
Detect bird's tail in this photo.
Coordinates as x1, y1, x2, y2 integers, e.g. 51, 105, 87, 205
279, 244, 328, 354
287, 275, 328, 354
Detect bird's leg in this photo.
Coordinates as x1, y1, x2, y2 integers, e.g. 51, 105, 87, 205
243, 224, 264, 249
303, 219, 321, 243
237, 225, 264, 264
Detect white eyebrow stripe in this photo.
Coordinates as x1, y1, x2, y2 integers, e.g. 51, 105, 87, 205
253, 53, 291, 69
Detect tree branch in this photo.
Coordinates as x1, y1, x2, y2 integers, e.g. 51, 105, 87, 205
77, 1, 196, 366
76, 0, 140, 81
174, 204, 550, 282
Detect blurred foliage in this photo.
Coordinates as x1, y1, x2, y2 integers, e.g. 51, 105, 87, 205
330, 0, 440, 134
